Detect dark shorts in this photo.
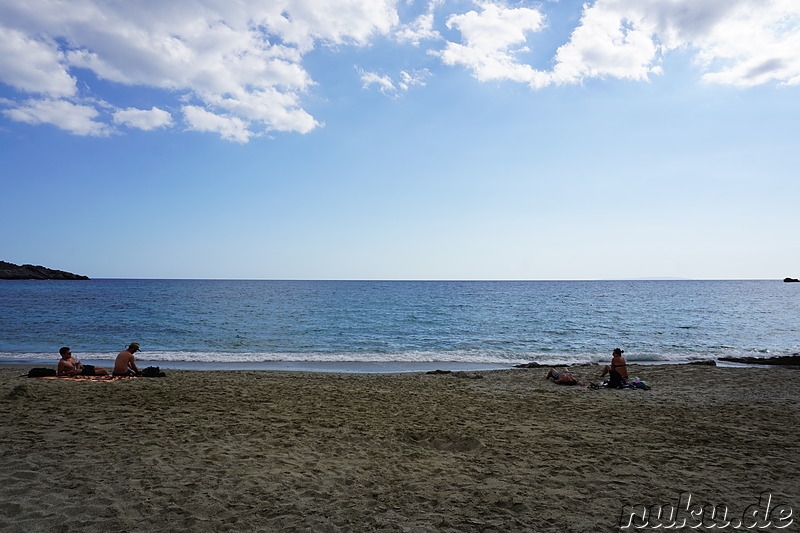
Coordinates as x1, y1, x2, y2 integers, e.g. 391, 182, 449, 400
608, 370, 628, 388
80, 365, 96, 376
113, 370, 134, 377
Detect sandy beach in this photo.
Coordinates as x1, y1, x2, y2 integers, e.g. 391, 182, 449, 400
1, 364, 798, 532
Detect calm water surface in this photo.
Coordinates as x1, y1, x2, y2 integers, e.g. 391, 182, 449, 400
1, 280, 797, 367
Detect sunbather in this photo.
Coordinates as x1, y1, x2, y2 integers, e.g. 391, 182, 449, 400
545, 367, 578, 385
600, 348, 628, 388
113, 342, 141, 376
57, 347, 109, 376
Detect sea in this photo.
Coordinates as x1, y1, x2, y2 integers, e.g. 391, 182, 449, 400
0, 279, 797, 372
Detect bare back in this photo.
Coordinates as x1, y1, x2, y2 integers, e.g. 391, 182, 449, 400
114, 350, 138, 375
611, 355, 628, 378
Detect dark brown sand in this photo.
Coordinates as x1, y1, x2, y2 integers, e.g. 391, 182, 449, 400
1, 365, 798, 532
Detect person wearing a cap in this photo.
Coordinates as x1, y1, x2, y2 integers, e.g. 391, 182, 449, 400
600, 348, 629, 388
113, 343, 141, 377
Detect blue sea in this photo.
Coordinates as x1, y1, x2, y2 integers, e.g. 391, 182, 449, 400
0, 280, 797, 371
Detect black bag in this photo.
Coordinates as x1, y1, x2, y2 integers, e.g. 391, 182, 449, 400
28, 368, 57, 378
140, 366, 166, 378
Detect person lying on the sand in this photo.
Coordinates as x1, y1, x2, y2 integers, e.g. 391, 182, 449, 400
544, 368, 578, 385
57, 347, 109, 376
113, 343, 141, 377
600, 348, 629, 388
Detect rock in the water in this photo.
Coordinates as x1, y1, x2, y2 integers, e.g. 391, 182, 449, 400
718, 355, 800, 366
784, 277, 799, 283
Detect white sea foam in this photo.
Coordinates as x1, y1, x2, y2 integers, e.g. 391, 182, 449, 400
2, 348, 794, 366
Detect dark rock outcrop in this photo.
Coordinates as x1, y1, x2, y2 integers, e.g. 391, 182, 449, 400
784, 277, 799, 283
513, 362, 543, 368
718, 355, 800, 366
0, 261, 89, 280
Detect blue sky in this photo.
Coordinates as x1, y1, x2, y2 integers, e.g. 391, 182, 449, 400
1, 0, 798, 280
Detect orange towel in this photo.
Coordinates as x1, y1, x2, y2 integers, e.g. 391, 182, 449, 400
32, 375, 140, 382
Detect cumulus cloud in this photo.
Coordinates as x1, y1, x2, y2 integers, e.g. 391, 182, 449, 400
437, 0, 800, 88
0, 25, 77, 97
437, 3, 550, 87
0, 0, 797, 141
687, 0, 800, 87
549, 1, 662, 85
2, 98, 111, 136
0, 0, 398, 141
549, 0, 800, 87
112, 107, 173, 131
182, 105, 252, 144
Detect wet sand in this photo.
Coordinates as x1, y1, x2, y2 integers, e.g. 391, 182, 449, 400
1, 364, 797, 532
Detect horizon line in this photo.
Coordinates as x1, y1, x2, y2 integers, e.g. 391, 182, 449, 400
79, 277, 785, 282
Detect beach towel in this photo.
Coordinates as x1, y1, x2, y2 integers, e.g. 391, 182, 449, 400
25, 374, 139, 382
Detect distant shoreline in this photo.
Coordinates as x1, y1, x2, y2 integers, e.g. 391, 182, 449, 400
0, 260, 89, 280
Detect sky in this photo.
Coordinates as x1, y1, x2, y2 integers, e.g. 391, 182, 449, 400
1, 0, 798, 280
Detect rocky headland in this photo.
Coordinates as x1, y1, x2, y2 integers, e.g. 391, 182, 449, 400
0, 261, 90, 280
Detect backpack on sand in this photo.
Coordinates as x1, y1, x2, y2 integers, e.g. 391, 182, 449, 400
27, 368, 57, 378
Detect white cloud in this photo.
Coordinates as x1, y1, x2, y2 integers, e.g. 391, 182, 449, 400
549, 1, 661, 85
203, 88, 319, 134
0, 0, 399, 141
436, 0, 800, 89
0, 0, 797, 141
396, 13, 440, 45
398, 69, 430, 91
359, 68, 429, 97
2, 98, 111, 136
112, 107, 173, 131
437, 2, 550, 87
360, 70, 398, 96
0, 25, 77, 97
548, 0, 800, 87
687, 0, 800, 87
182, 105, 252, 143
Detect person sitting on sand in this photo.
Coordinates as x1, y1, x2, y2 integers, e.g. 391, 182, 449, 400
57, 347, 109, 376
600, 348, 629, 388
113, 343, 141, 377
544, 367, 578, 386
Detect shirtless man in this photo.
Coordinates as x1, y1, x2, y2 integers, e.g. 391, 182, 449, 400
600, 348, 628, 388
545, 367, 578, 385
57, 347, 109, 376
113, 342, 141, 376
